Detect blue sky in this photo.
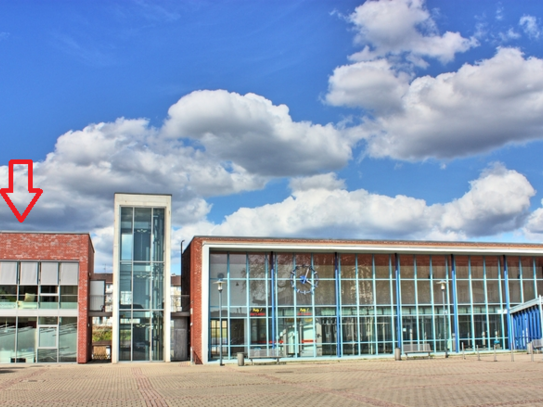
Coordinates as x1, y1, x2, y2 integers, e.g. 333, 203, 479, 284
2, 0, 543, 272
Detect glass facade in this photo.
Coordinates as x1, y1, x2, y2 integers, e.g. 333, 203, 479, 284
0, 261, 79, 364
118, 206, 165, 361
208, 252, 543, 361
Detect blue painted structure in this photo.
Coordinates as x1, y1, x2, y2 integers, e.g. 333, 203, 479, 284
510, 296, 543, 350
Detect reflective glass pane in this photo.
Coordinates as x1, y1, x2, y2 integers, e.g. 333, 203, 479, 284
358, 254, 373, 279
341, 280, 357, 305
229, 254, 246, 278
133, 264, 151, 309
17, 317, 36, 363
248, 253, 267, 278
340, 254, 356, 279
249, 279, 267, 306
0, 317, 16, 363
358, 280, 374, 305
230, 280, 247, 306
39, 326, 57, 348
313, 253, 335, 279
152, 264, 164, 310
152, 208, 164, 262
120, 207, 133, 261
134, 208, 151, 261
59, 317, 77, 362
120, 263, 132, 307
210, 253, 227, 279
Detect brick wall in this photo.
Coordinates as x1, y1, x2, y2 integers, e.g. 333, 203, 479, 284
186, 237, 203, 364
0, 232, 94, 364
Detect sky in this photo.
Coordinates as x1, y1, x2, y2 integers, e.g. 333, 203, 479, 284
2, 0, 543, 273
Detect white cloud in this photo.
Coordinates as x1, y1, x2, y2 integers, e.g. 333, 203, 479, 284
162, 90, 351, 176
186, 165, 534, 241
348, 0, 476, 65
326, 59, 410, 113
520, 15, 541, 39
289, 173, 345, 192
499, 28, 520, 42
0, 91, 357, 267
348, 48, 543, 160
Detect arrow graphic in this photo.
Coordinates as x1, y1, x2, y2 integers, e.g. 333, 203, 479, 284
0, 159, 43, 223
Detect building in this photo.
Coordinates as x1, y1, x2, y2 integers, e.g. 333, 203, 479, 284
111, 193, 172, 363
182, 236, 543, 364
0, 231, 94, 364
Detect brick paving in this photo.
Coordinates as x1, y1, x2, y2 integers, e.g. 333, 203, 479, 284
1, 353, 543, 406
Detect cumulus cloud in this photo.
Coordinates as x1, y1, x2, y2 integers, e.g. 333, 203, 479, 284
162, 90, 351, 176
347, 0, 476, 65
289, 173, 345, 192
188, 165, 534, 241
0, 90, 357, 266
326, 59, 410, 113
520, 15, 541, 39
347, 47, 543, 160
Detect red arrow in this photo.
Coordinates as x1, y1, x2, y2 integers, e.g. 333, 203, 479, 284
0, 159, 43, 223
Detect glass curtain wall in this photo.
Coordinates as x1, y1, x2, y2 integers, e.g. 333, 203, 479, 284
208, 251, 541, 361
119, 207, 165, 361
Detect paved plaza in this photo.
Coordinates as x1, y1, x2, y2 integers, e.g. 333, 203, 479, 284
1, 353, 543, 406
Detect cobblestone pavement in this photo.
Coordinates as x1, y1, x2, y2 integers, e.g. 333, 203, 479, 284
1, 353, 543, 406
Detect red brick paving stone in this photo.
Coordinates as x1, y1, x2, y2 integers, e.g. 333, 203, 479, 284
2, 355, 543, 406
132, 367, 168, 407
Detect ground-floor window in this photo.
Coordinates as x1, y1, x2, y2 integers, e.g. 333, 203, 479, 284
0, 316, 77, 363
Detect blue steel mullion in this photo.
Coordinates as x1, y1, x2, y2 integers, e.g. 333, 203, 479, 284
469, 256, 476, 350
372, 254, 378, 355
503, 255, 512, 350
263, 253, 269, 352
497, 257, 505, 349
534, 257, 538, 297
395, 253, 402, 350
483, 257, 490, 350
519, 257, 524, 304
335, 252, 341, 357
389, 255, 395, 351
451, 254, 460, 353
356, 254, 361, 356
429, 255, 437, 353
414, 256, 420, 345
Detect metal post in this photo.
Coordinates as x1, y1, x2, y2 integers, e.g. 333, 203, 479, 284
214, 280, 225, 366
462, 342, 465, 359
477, 345, 480, 361
219, 287, 223, 366
494, 344, 497, 362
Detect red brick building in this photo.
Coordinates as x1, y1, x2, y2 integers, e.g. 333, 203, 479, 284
0, 231, 94, 364
183, 236, 543, 364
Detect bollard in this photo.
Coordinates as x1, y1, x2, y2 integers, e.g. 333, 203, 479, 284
532, 349, 535, 362
511, 347, 514, 362
395, 347, 401, 361
237, 352, 244, 366
462, 342, 465, 360
494, 345, 497, 362
477, 345, 480, 361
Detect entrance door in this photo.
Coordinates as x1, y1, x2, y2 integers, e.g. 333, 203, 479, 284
172, 317, 188, 361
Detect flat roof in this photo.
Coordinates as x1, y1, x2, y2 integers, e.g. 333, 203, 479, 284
187, 235, 543, 255
114, 192, 172, 196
